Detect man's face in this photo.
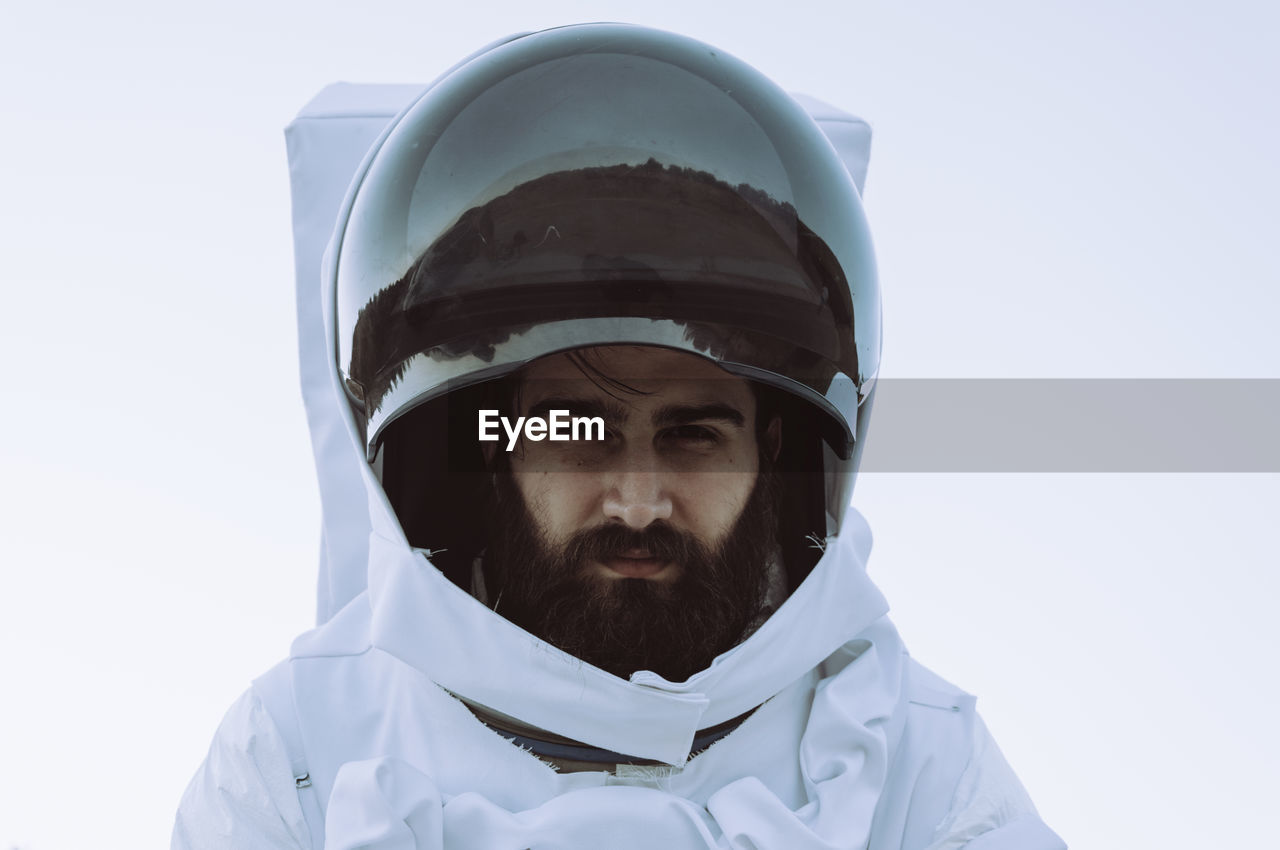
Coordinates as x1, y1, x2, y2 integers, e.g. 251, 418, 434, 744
481, 345, 780, 682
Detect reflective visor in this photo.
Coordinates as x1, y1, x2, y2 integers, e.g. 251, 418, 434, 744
333, 24, 879, 459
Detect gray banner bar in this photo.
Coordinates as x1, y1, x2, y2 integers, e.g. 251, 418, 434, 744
861, 379, 1280, 472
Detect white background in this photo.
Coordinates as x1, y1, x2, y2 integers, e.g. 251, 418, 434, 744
2, 1, 1276, 847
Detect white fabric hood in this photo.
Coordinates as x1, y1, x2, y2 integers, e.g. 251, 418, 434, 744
285, 80, 881, 762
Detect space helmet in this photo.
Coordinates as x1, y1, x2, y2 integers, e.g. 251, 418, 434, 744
331, 23, 881, 582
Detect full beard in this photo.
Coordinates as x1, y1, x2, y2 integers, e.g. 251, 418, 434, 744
481, 472, 780, 683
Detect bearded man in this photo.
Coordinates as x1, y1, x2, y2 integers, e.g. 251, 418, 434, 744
479, 347, 783, 685
174, 23, 1064, 850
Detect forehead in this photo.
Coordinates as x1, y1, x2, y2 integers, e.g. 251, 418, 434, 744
517, 346, 756, 413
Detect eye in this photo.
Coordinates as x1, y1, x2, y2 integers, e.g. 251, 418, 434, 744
662, 424, 720, 447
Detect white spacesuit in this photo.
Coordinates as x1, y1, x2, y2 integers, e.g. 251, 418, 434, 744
174, 24, 1065, 850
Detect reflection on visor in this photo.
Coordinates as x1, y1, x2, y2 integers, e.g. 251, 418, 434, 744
347, 160, 856, 426
333, 23, 879, 473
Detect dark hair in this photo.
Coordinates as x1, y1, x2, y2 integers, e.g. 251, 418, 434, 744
481, 349, 781, 467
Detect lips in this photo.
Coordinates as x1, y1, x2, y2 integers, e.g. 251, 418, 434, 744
600, 548, 673, 579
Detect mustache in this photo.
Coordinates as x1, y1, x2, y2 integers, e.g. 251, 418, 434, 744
561, 521, 712, 572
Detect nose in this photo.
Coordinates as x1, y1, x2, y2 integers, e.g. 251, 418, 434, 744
602, 464, 674, 530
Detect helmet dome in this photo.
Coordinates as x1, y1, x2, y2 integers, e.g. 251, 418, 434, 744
333, 23, 881, 534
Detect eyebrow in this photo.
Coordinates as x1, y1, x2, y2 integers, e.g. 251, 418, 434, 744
523, 397, 746, 429
652, 403, 746, 429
